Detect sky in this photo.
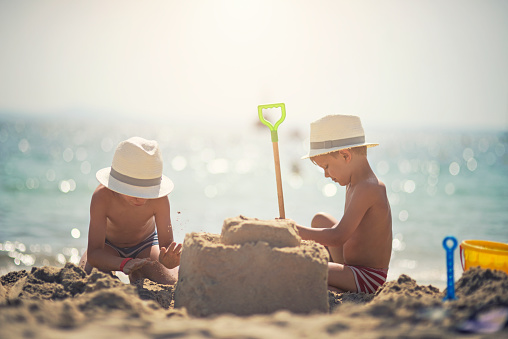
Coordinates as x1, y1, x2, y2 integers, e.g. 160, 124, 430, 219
0, 0, 507, 130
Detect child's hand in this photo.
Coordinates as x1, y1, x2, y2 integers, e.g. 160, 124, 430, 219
158, 242, 182, 269
122, 258, 150, 275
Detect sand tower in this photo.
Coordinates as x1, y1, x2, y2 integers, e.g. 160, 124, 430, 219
174, 216, 329, 317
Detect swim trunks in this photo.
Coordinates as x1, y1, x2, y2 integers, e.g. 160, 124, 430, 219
346, 265, 388, 294
105, 230, 159, 258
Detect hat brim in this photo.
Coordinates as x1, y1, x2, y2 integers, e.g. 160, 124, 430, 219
96, 167, 174, 199
301, 142, 379, 159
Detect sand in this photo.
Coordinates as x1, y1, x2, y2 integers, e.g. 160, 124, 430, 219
0, 264, 507, 338
1, 217, 507, 338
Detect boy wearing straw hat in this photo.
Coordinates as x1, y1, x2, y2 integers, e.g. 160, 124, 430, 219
79, 137, 182, 284
296, 115, 392, 293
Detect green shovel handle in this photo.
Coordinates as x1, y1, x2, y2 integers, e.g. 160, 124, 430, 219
258, 103, 286, 142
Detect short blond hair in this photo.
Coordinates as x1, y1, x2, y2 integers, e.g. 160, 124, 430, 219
349, 146, 367, 156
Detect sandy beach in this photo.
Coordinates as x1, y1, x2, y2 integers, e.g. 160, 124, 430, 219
0, 263, 507, 339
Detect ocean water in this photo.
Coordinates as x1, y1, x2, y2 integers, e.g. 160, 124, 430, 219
1, 114, 507, 288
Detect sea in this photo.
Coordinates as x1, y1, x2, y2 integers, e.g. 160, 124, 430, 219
1, 113, 507, 289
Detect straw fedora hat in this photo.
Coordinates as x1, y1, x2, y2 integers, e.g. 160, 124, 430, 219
96, 137, 174, 199
302, 115, 378, 159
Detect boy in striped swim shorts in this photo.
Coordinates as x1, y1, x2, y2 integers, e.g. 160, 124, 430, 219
296, 115, 392, 294
80, 137, 182, 284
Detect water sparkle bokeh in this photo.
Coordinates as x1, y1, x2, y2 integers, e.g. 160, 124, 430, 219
1, 114, 507, 288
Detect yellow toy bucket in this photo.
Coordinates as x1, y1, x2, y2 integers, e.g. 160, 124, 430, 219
460, 240, 508, 274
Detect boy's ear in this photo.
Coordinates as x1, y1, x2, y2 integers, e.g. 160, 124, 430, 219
340, 149, 352, 162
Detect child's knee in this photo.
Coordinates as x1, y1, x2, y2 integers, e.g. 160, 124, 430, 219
311, 212, 336, 229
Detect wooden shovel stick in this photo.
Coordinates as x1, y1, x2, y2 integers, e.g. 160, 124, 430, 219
257, 103, 287, 220
272, 141, 285, 219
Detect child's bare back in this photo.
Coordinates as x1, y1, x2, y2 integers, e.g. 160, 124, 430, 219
341, 175, 392, 270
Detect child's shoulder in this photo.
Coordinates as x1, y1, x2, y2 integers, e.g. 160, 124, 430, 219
355, 175, 387, 198
151, 194, 170, 209
93, 184, 110, 195
91, 184, 114, 202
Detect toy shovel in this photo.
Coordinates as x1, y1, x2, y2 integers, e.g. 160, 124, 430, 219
258, 103, 286, 219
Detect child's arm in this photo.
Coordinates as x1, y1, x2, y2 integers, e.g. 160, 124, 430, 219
297, 183, 376, 247
86, 190, 147, 272
154, 196, 182, 269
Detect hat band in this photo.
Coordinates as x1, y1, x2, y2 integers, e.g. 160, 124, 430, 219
110, 167, 161, 187
310, 136, 365, 150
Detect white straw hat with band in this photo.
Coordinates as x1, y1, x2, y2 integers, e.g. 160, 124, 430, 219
302, 115, 378, 159
96, 137, 174, 199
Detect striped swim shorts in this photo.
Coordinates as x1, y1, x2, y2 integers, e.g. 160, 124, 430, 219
105, 230, 159, 258
346, 265, 388, 294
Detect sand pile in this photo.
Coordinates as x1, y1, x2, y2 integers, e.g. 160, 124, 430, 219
174, 216, 330, 316
0, 263, 507, 338
1, 214, 508, 338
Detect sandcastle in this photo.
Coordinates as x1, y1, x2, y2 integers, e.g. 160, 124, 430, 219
174, 216, 329, 317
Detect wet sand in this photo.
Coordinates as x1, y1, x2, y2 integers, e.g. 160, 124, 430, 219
1, 264, 507, 338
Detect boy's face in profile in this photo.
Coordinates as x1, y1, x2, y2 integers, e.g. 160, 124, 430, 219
312, 150, 351, 186
119, 193, 148, 207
